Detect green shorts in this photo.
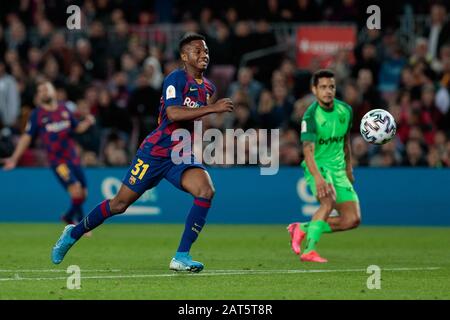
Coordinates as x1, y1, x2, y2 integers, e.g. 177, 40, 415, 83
303, 166, 359, 203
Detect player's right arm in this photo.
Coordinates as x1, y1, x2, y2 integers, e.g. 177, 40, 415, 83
1, 110, 37, 170
163, 71, 233, 122
166, 98, 234, 122
303, 141, 329, 199
2, 134, 33, 170
301, 110, 330, 199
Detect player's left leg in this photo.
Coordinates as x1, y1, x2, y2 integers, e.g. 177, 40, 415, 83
70, 165, 89, 224
51, 184, 142, 264
52, 153, 163, 264
65, 182, 86, 224
327, 201, 361, 231
325, 171, 360, 231
166, 165, 214, 272
52, 163, 87, 224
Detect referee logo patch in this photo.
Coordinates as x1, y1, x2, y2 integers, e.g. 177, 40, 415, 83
301, 120, 307, 133
166, 85, 176, 99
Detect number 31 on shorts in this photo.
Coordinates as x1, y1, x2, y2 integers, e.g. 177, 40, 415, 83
130, 158, 149, 180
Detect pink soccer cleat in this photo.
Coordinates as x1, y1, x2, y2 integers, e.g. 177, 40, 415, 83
287, 222, 306, 255
300, 250, 328, 263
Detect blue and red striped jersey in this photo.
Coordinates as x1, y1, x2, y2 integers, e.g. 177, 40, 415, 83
139, 69, 216, 158
26, 104, 80, 166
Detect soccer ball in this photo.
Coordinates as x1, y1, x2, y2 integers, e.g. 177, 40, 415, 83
360, 109, 397, 145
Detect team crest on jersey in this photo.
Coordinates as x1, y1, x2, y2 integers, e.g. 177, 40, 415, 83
42, 117, 48, 124
62, 111, 69, 119
129, 176, 136, 185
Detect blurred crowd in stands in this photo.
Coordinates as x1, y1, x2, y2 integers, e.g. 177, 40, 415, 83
0, 0, 449, 168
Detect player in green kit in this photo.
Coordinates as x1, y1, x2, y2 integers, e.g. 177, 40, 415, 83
287, 69, 361, 263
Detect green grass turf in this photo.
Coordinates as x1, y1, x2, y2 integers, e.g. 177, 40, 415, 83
0, 223, 449, 300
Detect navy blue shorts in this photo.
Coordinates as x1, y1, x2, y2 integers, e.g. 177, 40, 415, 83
51, 163, 87, 189
122, 151, 206, 195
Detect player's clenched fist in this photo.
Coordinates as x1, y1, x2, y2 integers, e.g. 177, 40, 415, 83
212, 98, 234, 113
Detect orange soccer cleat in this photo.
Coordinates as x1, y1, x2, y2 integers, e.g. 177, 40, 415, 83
287, 222, 306, 255
300, 250, 328, 263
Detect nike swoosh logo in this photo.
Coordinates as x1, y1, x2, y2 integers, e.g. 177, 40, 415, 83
189, 87, 198, 92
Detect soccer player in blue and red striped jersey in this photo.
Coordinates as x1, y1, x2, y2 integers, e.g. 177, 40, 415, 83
51, 33, 234, 272
2, 81, 95, 224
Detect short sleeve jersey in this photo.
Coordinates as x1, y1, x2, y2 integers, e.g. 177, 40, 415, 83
26, 104, 80, 166
300, 99, 353, 171
139, 69, 216, 158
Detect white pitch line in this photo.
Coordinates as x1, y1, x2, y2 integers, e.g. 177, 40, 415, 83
0, 267, 441, 282
0, 269, 121, 273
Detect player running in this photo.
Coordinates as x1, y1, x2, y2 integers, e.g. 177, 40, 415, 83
287, 69, 361, 263
1, 81, 95, 225
51, 33, 234, 272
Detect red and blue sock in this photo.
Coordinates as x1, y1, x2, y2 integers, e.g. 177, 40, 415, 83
71, 200, 111, 240
63, 197, 85, 224
177, 197, 211, 253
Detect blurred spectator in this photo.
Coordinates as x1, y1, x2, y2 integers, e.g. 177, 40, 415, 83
98, 88, 132, 135
343, 80, 366, 133
352, 43, 380, 83
279, 59, 297, 95
378, 43, 407, 97
228, 67, 263, 111
7, 21, 29, 61
425, 2, 450, 60
74, 99, 101, 154
103, 131, 129, 166
249, 19, 280, 84
45, 32, 73, 75
0, 60, 20, 128
143, 56, 164, 91
410, 37, 433, 67
65, 61, 90, 101
231, 21, 254, 66
351, 136, 369, 167
207, 20, 233, 65
290, 0, 322, 22
356, 68, 384, 109
231, 91, 257, 130
272, 83, 295, 124
109, 20, 130, 64
402, 139, 427, 167
258, 89, 284, 129
0, 119, 14, 157
34, 19, 54, 48
427, 146, 444, 167
121, 53, 140, 91
0, 26, 7, 60
81, 150, 100, 167
88, 20, 109, 80
330, 0, 358, 22
330, 49, 352, 85
127, 73, 161, 146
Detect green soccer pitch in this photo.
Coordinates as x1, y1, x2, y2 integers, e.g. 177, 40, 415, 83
0, 224, 449, 300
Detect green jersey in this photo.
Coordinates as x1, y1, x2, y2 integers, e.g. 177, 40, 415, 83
300, 99, 353, 171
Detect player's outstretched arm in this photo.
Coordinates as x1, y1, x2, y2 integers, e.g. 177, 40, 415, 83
303, 141, 330, 199
344, 134, 354, 183
75, 115, 96, 134
166, 98, 234, 122
1, 134, 32, 170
